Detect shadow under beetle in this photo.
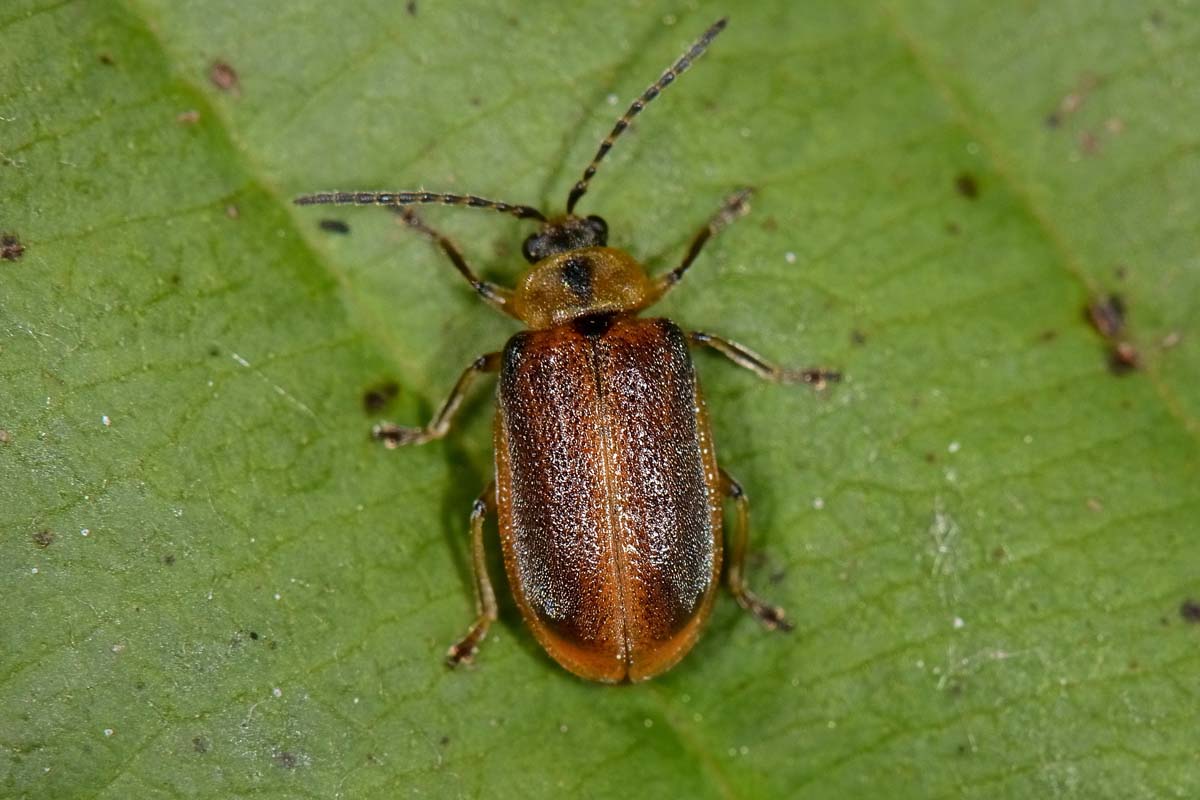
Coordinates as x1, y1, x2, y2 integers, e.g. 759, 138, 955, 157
296, 18, 839, 682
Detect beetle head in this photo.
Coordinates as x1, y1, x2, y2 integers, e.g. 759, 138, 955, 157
522, 215, 608, 263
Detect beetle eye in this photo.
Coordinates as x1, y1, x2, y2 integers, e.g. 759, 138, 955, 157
586, 215, 608, 243
522, 234, 539, 263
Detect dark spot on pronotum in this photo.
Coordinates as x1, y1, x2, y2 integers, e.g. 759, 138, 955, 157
193, 736, 209, 753
561, 255, 593, 301
273, 750, 298, 769
850, 329, 867, 346
362, 380, 399, 413
98, 52, 115, 66
33, 529, 55, 548
249, 631, 259, 640
161, 553, 176, 566
954, 173, 979, 200
1181, 599, 1200, 624
209, 60, 240, 93
318, 218, 350, 234
1, 233, 25, 261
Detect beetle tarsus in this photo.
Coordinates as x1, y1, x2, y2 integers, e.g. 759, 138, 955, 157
736, 591, 795, 633
372, 422, 430, 448
780, 367, 842, 390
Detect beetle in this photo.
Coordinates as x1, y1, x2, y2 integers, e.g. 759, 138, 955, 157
295, 18, 838, 682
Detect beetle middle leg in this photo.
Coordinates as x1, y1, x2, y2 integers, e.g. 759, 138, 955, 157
446, 481, 499, 667
373, 352, 501, 448
688, 330, 840, 389
720, 468, 794, 633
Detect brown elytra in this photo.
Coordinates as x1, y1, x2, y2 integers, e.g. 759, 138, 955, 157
295, 18, 837, 682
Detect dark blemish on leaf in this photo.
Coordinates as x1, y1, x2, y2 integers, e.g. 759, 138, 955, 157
1115, 265, 1128, 280
169, 272, 181, 286
209, 60, 240, 94
439, 735, 450, 746
249, 631, 259, 640
1039, 329, 1058, 342
1, 233, 26, 261
924, 452, 936, 463
1046, 73, 1097, 129
850, 329, 867, 346
991, 545, 1007, 562
98, 52, 115, 66
268, 640, 278, 650
135, 680, 146, 690
1128, 659, 1139, 671
176, 109, 201, 125
162, 553, 176, 566
273, 751, 299, 769
1180, 599, 1200, 624
761, 216, 778, 232
318, 219, 350, 234
33, 529, 55, 548
1086, 293, 1140, 373
954, 173, 979, 200
193, 736, 209, 753
944, 221, 960, 235
406, 0, 418, 15
1079, 130, 1100, 156
469, 96, 482, 107
956, 743, 971, 756
362, 380, 400, 413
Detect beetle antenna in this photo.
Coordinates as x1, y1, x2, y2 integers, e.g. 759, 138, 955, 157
565, 18, 727, 214
294, 191, 547, 222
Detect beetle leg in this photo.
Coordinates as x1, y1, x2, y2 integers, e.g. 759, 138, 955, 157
447, 481, 499, 667
373, 352, 502, 448
652, 188, 753, 299
393, 208, 522, 320
720, 468, 794, 633
688, 330, 840, 389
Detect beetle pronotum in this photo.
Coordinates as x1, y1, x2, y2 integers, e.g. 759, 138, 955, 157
296, 18, 838, 682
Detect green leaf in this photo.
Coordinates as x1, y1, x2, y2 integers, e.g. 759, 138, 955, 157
3, 1, 1198, 797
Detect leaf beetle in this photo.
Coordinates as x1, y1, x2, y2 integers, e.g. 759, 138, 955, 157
296, 18, 838, 682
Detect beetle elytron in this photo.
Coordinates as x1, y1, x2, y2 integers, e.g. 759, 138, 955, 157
296, 18, 838, 682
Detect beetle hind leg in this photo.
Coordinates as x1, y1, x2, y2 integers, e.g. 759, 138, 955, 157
688, 330, 840, 389
446, 482, 500, 667
721, 469, 794, 633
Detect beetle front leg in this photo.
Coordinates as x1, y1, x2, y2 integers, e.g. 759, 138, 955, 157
721, 468, 793, 633
688, 330, 840, 389
651, 188, 753, 301
373, 352, 501, 448
447, 481, 499, 667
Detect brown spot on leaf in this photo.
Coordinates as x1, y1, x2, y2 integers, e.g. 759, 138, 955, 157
273, 750, 299, 769
209, 60, 240, 94
406, 0, 418, 14
161, 553, 176, 566
318, 219, 350, 234
362, 380, 400, 413
1180, 599, 1200, 624
0, 428, 10, 444
1, 233, 25, 261
176, 109, 201, 125
193, 736, 209, 753
850, 329, 867, 346
1086, 293, 1140, 373
33, 529, 55, 548
225, 204, 240, 220
954, 173, 979, 200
